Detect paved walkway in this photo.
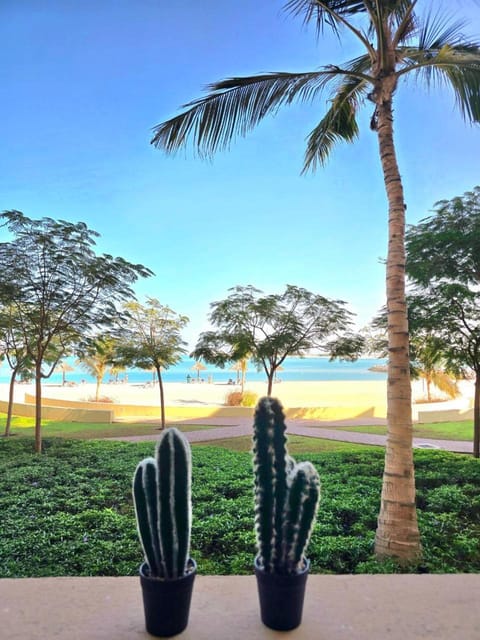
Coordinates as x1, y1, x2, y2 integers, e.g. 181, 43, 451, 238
108, 415, 473, 454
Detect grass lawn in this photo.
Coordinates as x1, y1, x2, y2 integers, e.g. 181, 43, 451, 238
1, 437, 479, 578
0, 414, 220, 439
311, 421, 473, 441
194, 434, 380, 453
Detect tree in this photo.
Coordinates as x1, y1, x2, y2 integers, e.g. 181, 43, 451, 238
0, 211, 152, 452
407, 187, 480, 287
0, 304, 33, 437
191, 285, 362, 395
77, 334, 120, 402
117, 298, 188, 429
408, 286, 480, 456
409, 334, 459, 403
151, 1, 480, 563
406, 187, 480, 457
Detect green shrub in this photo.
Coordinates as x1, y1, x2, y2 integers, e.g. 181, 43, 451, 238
1, 439, 479, 577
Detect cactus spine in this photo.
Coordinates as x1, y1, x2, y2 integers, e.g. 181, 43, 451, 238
253, 397, 320, 575
133, 427, 192, 580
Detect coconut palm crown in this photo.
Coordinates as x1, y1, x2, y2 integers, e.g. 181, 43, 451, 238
151, 1, 480, 563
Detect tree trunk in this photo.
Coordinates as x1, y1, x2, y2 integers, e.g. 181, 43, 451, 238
266, 372, 274, 396
373, 92, 421, 562
426, 376, 432, 403
4, 367, 18, 437
156, 366, 166, 430
95, 376, 101, 402
474, 372, 479, 458
35, 363, 42, 454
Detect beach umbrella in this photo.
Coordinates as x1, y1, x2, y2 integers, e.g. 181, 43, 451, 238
274, 365, 284, 383
56, 361, 75, 386
191, 361, 206, 380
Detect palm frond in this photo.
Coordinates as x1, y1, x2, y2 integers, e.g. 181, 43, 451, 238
417, 10, 472, 51
398, 46, 480, 122
151, 69, 368, 156
302, 74, 367, 171
392, 1, 417, 47
285, 0, 367, 36
286, 0, 375, 53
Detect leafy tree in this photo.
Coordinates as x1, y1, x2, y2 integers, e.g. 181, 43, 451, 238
406, 187, 480, 457
117, 298, 188, 429
0, 305, 32, 437
0, 305, 64, 437
151, 0, 480, 563
407, 186, 480, 286
0, 211, 152, 452
191, 285, 362, 395
408, 286, 480, 456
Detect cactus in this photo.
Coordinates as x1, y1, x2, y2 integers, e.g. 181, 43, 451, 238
132, 427, 192, 580
253, 397, 320, 575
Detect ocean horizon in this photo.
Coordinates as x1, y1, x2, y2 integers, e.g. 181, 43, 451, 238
0, 356, 387, 386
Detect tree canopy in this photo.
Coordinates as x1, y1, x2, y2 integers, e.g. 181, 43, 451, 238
406, 186, 480, 286
191, 284, 363, 395
406, 187, 480, 457
117, 298, 188, 429
0, 210, 153, 452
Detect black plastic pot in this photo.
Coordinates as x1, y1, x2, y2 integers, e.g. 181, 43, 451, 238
254, 556, 310, 631
139, 559, 196, 637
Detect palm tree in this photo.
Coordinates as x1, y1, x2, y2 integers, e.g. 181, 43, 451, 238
77, 335, 118, 402
410, 335, 460, 403
151, 1, 480, 563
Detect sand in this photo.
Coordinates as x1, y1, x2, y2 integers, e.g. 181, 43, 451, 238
2, 377, 474, 413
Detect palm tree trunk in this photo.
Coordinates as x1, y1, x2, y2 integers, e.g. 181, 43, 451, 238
373, 92, 421, 562
473, 371, 479, 458
241, 359, 247, 393
426, 376, 432, 403
95, 376, 101, 402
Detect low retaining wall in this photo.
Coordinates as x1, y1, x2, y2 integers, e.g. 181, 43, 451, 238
0, 399, 113, 423
417, 407, 474, 423
25, 394, 387, 422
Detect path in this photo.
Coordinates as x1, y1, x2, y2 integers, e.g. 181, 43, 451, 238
108, 415, 473, 454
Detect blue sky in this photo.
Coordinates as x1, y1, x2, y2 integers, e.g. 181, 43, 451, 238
1, 0, 479, 347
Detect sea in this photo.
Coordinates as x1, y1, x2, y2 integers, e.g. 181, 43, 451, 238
0, 356, 387, 386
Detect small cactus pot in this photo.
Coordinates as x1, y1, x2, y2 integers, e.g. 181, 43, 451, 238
139, 559, 197, 637
254, 556, 310, 631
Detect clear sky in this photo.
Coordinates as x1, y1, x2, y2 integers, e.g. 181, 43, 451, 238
1, 0, 479, 347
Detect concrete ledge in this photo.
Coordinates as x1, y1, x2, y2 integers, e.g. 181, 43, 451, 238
1, 574, 479, 639
417, 407, 474, 423
23, 393, 387, 422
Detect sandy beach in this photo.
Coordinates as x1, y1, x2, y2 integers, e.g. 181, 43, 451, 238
2, 378, 474, 417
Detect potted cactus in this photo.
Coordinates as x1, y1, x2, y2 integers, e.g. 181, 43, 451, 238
252, 397, 321, 631
132, 427, 196, 637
